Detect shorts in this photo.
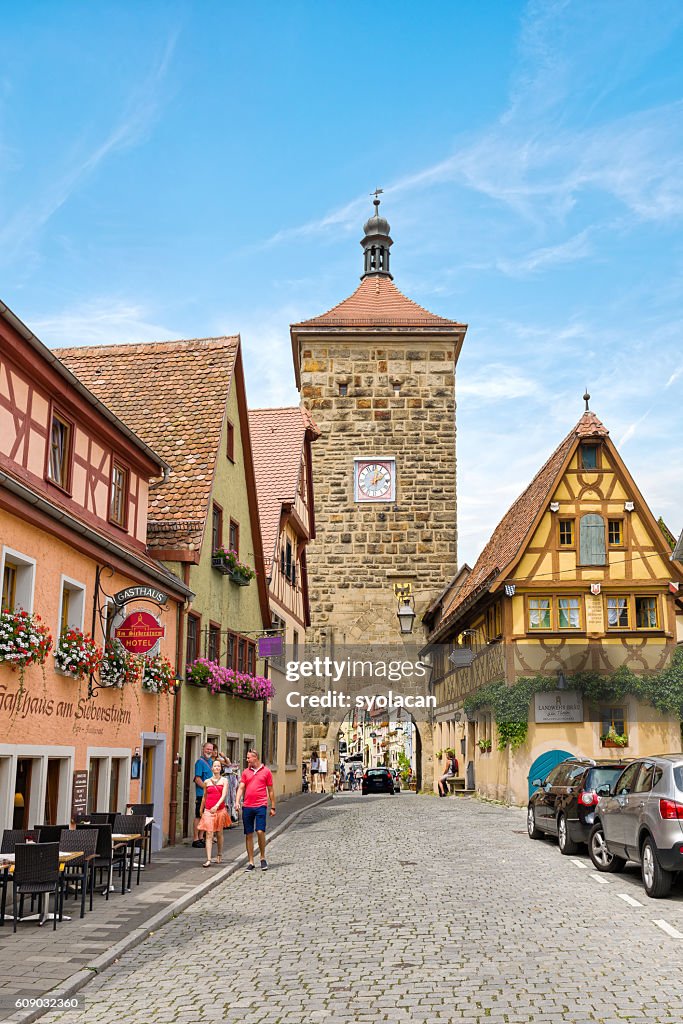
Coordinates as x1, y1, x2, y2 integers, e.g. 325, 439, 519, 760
242, 805, 267, 834
195, 797, 203, 819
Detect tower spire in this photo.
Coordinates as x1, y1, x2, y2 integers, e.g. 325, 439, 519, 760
360, 191, 393, 280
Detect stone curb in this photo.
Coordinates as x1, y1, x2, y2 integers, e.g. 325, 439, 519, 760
3, 794, 332, 1024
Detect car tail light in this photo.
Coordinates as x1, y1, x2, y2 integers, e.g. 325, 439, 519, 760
659, 799, 683, 820
363, 774, 368, 781
579, 791, 598, 807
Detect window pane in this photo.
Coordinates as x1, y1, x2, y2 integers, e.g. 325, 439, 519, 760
608, 520, 622, 545
50, 417, 69, 486
601, 706, 626, 735
558, 598, 579, 629
580, 445, 597, 469
607, 597, 629, 627
529, 598, 551, 629
559, 521, 574, 546
635, 597, 657, 628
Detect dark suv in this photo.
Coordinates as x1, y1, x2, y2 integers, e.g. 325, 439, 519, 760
527, 757, 631, 854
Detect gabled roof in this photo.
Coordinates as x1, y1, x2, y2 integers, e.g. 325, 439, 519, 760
248, 407, 319, 570
55, 337, 239, 550
291, 274, 465, 329
437, 411, 610, 630
673, 529, 683, 564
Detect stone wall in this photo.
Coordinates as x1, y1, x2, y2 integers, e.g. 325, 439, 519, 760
299, 334, 459, 643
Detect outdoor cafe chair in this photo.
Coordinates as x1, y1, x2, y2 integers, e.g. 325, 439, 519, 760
11, 842, 63, 932
76, 824, 114, 900
60, 829, 97, 917
85, 813, 117, 826
1, 830, 35, 854
126, 803, 154, 865
35, 825, 70, 844
112, 815, 146, 887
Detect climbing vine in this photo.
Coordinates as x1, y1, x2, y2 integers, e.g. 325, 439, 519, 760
463, 647, 683, 751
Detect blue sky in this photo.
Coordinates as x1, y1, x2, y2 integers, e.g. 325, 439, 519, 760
2, 1, 682, 566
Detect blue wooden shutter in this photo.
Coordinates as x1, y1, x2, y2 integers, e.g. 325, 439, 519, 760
580, 513, 606, 565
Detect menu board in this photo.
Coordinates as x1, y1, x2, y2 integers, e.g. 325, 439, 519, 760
71, 770, 88, 821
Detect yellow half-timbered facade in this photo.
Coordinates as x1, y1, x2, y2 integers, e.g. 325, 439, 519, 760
425, 407, 683, 804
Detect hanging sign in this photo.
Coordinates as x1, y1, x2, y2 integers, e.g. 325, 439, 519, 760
258, 636, 283, 658
115, 610, 165, 654
534, 691, 584, 724
113, 586, 168, 609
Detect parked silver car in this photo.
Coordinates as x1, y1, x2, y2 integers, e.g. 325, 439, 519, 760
588, 754, 683, 898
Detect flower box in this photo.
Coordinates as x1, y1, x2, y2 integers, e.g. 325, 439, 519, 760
230, 569, 252, 587
601, 737, 628, 748
54, 628, 102, 680
211, 555, 231, 575
186, 657, 274, 700
0, 610, 53, 677
213, 546, 256, 584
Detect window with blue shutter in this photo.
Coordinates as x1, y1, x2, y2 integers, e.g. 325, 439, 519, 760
579, 513, 606, 565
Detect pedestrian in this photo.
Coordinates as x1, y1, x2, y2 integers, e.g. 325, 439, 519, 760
354, 766, 363, 789
197, 759, 230, 866
438, 750, 458, 797
234, 748, 276, 871
310, 751, 320, 792
192, 741, 215, 847
318, 755, 328, 793
339, 763, 346, 791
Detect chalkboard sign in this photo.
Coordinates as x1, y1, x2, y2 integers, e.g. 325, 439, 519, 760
71, 770, 88, 821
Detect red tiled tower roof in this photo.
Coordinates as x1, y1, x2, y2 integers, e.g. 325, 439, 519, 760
292, 274, 464, 329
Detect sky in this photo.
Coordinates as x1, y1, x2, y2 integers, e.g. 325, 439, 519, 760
1, 0, 682, 567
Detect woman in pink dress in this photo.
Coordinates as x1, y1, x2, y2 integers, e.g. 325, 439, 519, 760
198, 759, 230, 866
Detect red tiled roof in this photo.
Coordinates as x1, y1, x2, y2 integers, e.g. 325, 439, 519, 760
292, 275, 465, 328
248, 407, 319, 568
54, 338, 239, 550
439, 411, 609, 627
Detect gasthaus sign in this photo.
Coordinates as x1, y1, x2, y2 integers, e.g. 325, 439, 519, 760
115, 610, 165, 654
534, 691, 584, 724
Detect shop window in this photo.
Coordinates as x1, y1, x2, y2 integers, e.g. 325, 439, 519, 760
607, 596, 630, 628
579, 514, 606, 565
635, 596, 658, 629
558, 520, 574, 547
109, 462, 129, 527
48, 411, 72, 489
528, 597, 551, 630
558, 597, 580, 630
1, 548, 35, 613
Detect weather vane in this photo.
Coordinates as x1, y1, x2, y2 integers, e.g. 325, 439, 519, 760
370, 187, 383, 206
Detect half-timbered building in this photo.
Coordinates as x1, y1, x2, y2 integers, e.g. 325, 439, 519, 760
0, 300, 192, 845
424, 404, 683, 804
249, 406, 319, 800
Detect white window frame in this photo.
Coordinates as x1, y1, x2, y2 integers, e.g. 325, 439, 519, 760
0, 745, 75, 831
1, 547, 36, 613
58, 575, 86, 634
86, 747, 132, 814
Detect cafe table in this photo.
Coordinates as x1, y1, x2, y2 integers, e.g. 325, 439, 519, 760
0, 850, 83, 925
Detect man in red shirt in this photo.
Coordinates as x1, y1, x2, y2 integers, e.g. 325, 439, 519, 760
234, 748, 276, 871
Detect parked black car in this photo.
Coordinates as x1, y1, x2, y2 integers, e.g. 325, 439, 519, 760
527, 757, 631, 854
362, 768, 394, 795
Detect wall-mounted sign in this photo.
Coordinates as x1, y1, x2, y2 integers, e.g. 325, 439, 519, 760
258, 636, 283, 658
115, 611, 165, 654
114, 586, 168, 609
71, 770, 88, 821
534, 691, 584, 724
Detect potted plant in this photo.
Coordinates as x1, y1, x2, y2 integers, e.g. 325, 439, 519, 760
0, 608, 53, 687
477, 738, 492, 753
186, 657, 274, 700
600, 726, 628, 748
142, 653, 175, 694
54, 627, 102, 680
211, 546, 232, 575
100, 641, 138, 688
212, 545, 256, 585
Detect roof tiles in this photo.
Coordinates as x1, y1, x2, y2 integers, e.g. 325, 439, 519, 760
55, 337, 239, 549
292, 275, 465, 328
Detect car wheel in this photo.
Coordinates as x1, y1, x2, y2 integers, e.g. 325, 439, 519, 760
588, 823, 626, 872
557, 814, 580, 855
641, 836, 673, 899
527, 805, 543, 840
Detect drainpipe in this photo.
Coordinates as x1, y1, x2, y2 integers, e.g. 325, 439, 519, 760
168, 562, 189, 846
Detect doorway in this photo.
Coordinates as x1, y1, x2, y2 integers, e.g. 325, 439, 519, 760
43, 759, 62, 825
13, 758, 31, 829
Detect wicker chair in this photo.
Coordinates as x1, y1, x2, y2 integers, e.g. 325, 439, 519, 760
1, 830, 33, 854
12, 843, 63, 932
126, 804, 154, 865
85, 813, 117, 826
59, 829, 97, 917
112, 815, 146, 888
35, 825, 70, 844
76, 824, 114, 900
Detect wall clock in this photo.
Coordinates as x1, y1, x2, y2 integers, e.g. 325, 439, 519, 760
353, 458, 396, 502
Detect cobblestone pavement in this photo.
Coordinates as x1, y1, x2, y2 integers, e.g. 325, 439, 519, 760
38, 793, 683, 1024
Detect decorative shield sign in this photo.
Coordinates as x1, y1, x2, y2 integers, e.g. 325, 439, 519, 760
115, 611, 165, 654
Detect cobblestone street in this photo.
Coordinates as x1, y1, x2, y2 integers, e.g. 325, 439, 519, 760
41, 793, 683, 1024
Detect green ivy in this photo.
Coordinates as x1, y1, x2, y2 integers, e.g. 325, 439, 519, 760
463, 647, 683, 751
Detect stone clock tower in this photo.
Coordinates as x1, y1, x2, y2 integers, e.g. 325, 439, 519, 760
290, 200, 467, 645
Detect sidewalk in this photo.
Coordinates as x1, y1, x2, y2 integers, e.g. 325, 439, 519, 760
0, 792, 330, 1022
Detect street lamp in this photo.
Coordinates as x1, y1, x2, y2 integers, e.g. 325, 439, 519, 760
394, 582, 416, 635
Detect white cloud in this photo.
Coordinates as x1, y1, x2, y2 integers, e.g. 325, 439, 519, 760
458, 366, 540, 401
496, 230, 593, 277
30, 299, 176, 347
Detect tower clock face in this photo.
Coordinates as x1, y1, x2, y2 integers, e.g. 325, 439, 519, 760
354, 458, 396, 502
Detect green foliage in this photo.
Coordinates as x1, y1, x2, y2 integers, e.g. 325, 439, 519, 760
397, 751, 412, 782
463, 647, 683, 751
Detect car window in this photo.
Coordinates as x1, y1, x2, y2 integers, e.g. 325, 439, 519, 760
549, 764, 573, 786
587, 767, 626, 791
633, 762, 655, 794
673, 766, 683, 792
652, 767, 664, 789
614, 762, 641, 795
367, 769, 389, 776
567, 764, 588, 784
